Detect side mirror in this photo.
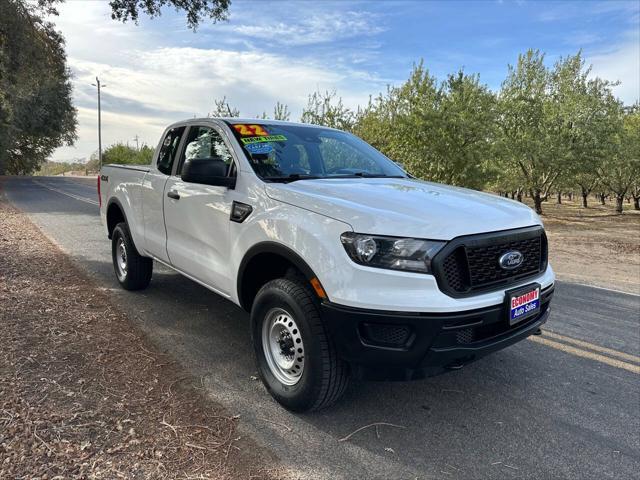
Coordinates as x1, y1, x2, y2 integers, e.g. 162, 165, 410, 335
181, 157, 236, 188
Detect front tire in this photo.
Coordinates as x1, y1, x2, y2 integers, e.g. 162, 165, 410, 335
251, 277, 349, 412
112, 222, 152, 290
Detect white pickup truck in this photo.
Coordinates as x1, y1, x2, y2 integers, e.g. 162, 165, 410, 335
99, 118, 555, 411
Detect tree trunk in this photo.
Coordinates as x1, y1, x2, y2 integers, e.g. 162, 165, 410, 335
517, 192, 523, 203
600, 193, 606, 205
615, 195, 624, 214
510, 191, 516, 200
568, 192, 573, 201
556, 192, 562, 204
582, 192, 588, 208
634, 197, 640, 210
533, 190, 543, 214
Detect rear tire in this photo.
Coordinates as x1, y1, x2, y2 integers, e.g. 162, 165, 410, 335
112, 222, 152, 290
251, 277, 349, 412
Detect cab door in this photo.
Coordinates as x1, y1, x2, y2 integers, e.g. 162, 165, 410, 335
163, 124, 237, 296
141, 126, 185, 262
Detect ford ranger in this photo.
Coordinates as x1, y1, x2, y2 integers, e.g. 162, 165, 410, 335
99, 118, 555, 412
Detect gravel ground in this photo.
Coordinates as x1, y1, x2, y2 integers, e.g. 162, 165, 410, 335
539, 199, 640, 294
0, 200, 284, 479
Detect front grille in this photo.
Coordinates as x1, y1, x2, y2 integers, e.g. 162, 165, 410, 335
448, 302, 549, 347
359, 323, 412, 348
467, 236, 541, 286
455, 328, 474, 344
433, 227, 547, 297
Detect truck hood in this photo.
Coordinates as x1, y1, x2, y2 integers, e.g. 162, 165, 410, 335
265, 177, 541, 240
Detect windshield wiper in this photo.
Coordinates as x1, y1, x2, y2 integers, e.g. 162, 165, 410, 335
331, 173, 406, 179
264, 173, 321, 183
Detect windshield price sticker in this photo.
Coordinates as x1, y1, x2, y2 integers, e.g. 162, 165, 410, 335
245, 142, 274, 155
233, 124, 269, 136
241, 135, 287, 144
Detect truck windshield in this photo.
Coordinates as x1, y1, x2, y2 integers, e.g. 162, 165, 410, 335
226, 122, 406, 182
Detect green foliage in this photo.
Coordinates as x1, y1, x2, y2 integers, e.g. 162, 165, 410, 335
107, 0, 230, 30
273, 101, 291, 121
209, 96, 240, 117
0, 0, 77, 175
301, 90, 355, 131
554, 54, 622, 206
496, 50, 560, 213
103, 143, 154, 165
257, 101, 291, 121
492, 50, 626, 213
35, 160, 87, 176
353, 63, 497, 189
599, 106, 640, 212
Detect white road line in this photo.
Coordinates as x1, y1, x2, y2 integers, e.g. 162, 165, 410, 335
32, 179, 99, 206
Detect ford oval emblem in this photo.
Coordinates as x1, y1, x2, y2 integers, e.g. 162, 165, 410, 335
499, 250, 524, 270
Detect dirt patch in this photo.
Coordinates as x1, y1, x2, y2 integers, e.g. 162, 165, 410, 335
0, 200, 284, 478
531, 198, 640, 294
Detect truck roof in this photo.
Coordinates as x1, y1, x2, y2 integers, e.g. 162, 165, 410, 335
167, 117, 332, 130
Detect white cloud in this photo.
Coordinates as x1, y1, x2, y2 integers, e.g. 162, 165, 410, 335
587, 31, 640, 105
226, 11, 385, 46
49, 2, 387, 162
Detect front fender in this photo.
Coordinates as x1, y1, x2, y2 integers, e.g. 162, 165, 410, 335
229, 201, 352, 306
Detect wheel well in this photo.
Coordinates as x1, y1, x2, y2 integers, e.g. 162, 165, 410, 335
106, 202, 126, 239
238, 251, 311, 311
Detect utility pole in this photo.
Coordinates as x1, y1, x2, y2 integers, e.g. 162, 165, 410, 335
133, 134, 140, 151
91, 77, 106, 167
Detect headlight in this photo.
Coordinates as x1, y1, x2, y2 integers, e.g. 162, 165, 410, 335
340, 232, 445, 274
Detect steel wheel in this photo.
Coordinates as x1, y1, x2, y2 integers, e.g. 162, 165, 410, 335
261, 307, 305, 386
115, 237, 128, 281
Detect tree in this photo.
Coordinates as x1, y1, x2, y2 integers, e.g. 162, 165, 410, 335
0, 0, 77, 175
600, 106, 640, 214
32, 0, 231, 30
548, 53, 622, 208
257, 102, 291, 121
36, 159, 86, 176
273, 101, 290, 121
354, 63, 497, 189
85, 151, 100, 173
631, 181, 640, 211
1, 0, 232, 176
301, 90, 354, 130
497, 50, 562, 214
423, 70, 497, 189
103, 143, 153, 165
209, 96, 239, 117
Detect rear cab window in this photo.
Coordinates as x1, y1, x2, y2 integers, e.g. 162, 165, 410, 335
157, 127, 186, 175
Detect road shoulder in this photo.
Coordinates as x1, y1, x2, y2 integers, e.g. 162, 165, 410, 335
0, 198, 284, 479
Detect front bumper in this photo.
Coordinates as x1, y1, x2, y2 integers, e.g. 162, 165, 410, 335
321, 285, 554, 380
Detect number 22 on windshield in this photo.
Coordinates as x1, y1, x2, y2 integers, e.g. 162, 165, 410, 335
233, 124, 269, 136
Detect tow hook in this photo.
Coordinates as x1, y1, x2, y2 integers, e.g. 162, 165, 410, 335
533, 328, 543, 336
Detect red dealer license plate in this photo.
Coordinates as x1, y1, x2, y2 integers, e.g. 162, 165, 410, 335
506, 283, 541, 326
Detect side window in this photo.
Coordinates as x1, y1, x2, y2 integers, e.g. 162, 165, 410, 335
157, 127, 185, 175
180, 126, 234, 175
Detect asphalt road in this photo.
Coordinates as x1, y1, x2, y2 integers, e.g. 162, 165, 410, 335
3, 175, 640, 480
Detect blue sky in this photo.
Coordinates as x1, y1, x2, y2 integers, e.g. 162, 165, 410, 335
51, 0, 639, 161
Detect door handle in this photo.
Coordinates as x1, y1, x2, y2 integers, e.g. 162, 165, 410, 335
167, 191, 180, 200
